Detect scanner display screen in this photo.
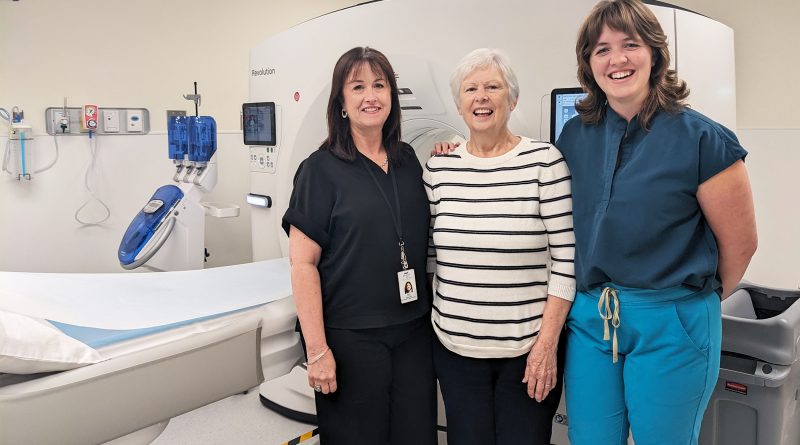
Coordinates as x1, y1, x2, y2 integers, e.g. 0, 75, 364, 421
243, 102, 276, 146
550, 88, 587, 143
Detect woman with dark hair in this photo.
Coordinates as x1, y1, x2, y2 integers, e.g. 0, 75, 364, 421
282, 47, 436, 444
557, 1, 757, 444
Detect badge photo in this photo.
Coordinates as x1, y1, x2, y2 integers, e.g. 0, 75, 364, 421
397, 269, 418, 304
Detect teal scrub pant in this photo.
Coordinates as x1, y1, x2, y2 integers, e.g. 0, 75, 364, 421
564, 285, 721, 445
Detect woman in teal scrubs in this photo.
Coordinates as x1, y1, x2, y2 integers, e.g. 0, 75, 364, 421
556, 1, 758, 444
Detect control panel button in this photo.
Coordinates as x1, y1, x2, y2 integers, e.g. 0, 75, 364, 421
143, 199, 164, 214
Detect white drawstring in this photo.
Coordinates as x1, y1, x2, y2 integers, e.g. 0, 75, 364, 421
598, 287, 621, 363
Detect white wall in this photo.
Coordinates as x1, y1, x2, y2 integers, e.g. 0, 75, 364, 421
737, 129, 800, 289
1, 0, 798, 287
670, 0, 800, 128
0, 0, 359, 272
0, 0, 360, 133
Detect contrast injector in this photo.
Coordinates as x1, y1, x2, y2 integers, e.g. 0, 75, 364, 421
168, 115, 190, 182
186, 116, 217, 187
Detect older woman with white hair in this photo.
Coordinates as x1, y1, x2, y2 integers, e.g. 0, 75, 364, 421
423, 48, 575, 444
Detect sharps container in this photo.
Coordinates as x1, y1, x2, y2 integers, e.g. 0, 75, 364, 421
699, 283, 800, 445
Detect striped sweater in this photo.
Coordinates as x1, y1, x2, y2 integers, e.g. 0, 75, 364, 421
423, 137, 576, 358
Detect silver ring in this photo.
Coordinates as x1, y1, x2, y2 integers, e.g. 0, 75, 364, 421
313, 385, 322, 393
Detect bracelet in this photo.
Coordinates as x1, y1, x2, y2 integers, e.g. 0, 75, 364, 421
304, 346, 330, 366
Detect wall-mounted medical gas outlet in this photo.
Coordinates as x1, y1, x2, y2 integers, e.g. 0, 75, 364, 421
44, 107, 150, 135
81, 104, 99, 131
53, 110, 70, 134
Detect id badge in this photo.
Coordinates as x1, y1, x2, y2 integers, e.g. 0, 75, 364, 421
397, 269, 418, 304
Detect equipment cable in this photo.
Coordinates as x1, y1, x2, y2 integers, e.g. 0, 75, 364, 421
74, 131, 111, 225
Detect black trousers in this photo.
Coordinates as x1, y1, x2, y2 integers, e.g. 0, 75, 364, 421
433, 334, 565, 445
314, 316, 437, 445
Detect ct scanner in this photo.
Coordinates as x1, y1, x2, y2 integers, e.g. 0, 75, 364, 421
246, 0, 736, 443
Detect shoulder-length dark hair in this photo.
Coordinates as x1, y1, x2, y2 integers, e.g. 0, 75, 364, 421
320, 47, 403, 163
575, 0, 689, 130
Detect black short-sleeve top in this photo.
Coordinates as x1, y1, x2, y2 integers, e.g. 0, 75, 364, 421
282, 143, 431, 329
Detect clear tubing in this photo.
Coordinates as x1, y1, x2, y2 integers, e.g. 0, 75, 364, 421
20, 130, 27, 177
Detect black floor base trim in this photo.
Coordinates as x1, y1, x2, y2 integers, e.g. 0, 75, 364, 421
260, 394, 318, 425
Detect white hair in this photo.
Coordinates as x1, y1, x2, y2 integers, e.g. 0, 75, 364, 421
449, 48, 520, 107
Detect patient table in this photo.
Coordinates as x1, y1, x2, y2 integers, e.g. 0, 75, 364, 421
0, 259, 300, 445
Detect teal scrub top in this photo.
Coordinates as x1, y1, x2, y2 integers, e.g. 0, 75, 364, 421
556, 106, 747, 292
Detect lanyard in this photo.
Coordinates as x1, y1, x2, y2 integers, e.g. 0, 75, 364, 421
358, 154, 409, 270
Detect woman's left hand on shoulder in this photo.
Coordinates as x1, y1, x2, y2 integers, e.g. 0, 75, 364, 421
431, 141, 460, 156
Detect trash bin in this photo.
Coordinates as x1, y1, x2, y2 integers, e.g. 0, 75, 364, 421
700, 283, 800, 445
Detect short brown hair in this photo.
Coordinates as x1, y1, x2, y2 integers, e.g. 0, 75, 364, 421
575, 0, 689, 130
320, 47, 403, 163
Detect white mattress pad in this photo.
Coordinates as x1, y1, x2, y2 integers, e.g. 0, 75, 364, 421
0, 258, 291, 329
